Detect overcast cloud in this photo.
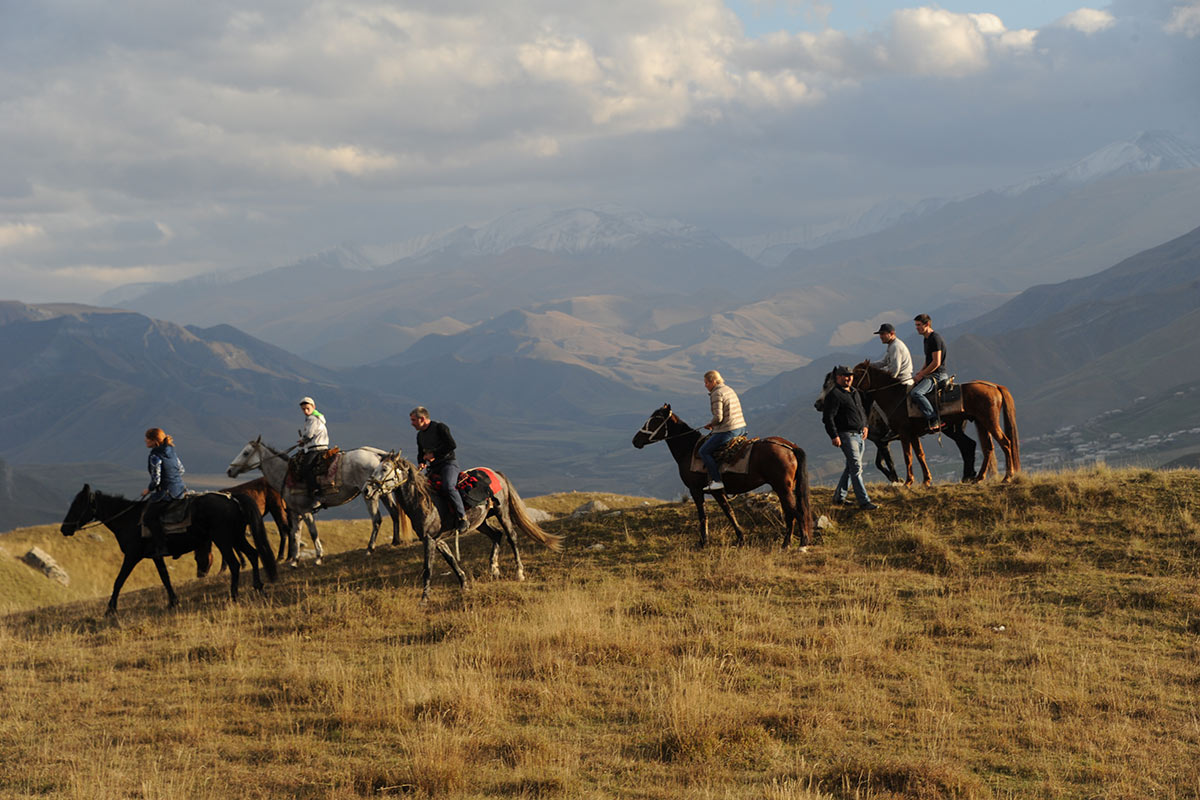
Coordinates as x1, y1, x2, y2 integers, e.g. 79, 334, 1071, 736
1, 0, 1197, 302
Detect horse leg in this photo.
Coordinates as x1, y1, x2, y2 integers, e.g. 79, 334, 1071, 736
383, 493, 403, 546
943, 423, 977, 482
216, 540, 241, 600
900, 437, 916, 486
772, 478, 798, 550
434, 536, 469, 591
974, 420, 997, 482
478, 520, 507, 579
303, 513, 323, 565
711, 492, 747, 546
364, 495, 383, 554
492, 511, 527, 581
232, 530, 264, 592
149, 555, 179, 610
874, 440, 899, 484
689, 488, 710, 548
421, 536, 435, 603
912, 437, 933, 486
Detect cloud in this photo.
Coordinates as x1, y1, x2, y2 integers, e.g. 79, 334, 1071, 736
0, 222, 46, 249
2, 1, 1195, 303
1165, 3, 1200, 36
1055, 8, 1118, 34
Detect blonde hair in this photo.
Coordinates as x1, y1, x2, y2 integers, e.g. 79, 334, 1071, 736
144, 427, 174, 447
703, 370, 723, 384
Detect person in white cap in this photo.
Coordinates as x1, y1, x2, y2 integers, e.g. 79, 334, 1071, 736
296, 396, 330, 497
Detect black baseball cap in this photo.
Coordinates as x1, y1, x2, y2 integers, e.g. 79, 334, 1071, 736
873, 323, 895, 334
833, 365, 853, 377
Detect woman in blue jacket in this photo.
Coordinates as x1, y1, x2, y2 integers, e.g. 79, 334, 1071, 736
141, 427, 187, 557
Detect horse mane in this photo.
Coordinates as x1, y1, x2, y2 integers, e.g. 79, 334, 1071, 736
397, 457, 439, 516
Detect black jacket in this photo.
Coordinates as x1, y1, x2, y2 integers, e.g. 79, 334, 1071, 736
416, 421, 458, 467
822, 387, 867, 440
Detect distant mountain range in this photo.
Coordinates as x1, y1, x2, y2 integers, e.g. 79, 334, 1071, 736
5, 132, 1200, 530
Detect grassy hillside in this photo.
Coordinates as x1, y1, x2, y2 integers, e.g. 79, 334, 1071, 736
3, 469, 1200, 799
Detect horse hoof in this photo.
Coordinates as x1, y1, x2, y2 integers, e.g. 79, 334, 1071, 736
314, 558, 323, 566
798, 545, 809, 554
287, 560, 300, 569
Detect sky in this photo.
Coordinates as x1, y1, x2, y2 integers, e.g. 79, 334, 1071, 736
1, 0, 1198, 303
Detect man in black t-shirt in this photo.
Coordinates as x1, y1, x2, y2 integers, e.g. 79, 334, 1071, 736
909, 313, 948, 432
410, 406, 469, 534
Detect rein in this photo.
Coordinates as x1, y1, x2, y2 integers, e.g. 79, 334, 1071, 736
638, 414, 702, 443
73, 495, 141, 532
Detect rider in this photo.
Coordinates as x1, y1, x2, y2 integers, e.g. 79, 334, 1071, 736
699, 370, 746, 493
909, 313, 948, 432
410, 406, 469, 534
296, 396, 330, 497
869, 323, 913, 387
141, 427, 187, 557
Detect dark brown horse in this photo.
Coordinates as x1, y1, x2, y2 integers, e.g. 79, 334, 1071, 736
632, 404, 813, 549
194, 476, 294, 577
851, 360, 1020, 485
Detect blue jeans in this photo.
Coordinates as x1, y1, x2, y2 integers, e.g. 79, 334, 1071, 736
698, 427, 746, 482
834, 432, 870, 505
910, 371, 948, 422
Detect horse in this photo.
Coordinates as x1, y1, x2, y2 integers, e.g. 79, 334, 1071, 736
850, 360, 1019, 485
364, 452, 563, 602
814, 369, 978, 484
225, 437, 413, 567
60, 484, 278, 615
194, 476, 295, 578
631, 404, 813, 549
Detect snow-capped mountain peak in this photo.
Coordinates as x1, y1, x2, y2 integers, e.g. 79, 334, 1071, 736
383, 204, 726, 261
1004, 130, 1200, 195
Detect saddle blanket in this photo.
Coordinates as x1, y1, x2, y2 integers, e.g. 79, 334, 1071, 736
689, 435, 756, 476
907, 381, 964, 419
285, 448, 343, 493
429, 467, 503, 510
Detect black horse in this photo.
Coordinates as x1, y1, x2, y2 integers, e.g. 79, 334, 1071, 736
60, 484, 278, 614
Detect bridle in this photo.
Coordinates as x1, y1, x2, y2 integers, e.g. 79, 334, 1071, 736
365, 454, 407, 497
65, 488, 139, 533
636, 411, 701, 443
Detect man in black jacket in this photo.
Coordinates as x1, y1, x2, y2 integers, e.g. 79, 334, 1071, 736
410, 406, 469, 534
821, 366, 878, 510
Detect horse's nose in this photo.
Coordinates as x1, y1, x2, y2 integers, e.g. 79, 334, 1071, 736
226, 468, 236, 478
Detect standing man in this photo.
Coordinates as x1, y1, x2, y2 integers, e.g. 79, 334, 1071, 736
410, 406, 469, 534
909, 313, 948, 432
822, 366, 877, 510
698, 370, 746, 492
869, 323, 913, 386
296, 396, 329, 497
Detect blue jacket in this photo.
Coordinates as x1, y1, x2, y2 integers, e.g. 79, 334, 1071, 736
147, 444, 187, 501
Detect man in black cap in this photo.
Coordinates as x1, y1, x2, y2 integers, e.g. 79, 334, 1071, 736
821, 365, 877, 510
869, 323, 913, 387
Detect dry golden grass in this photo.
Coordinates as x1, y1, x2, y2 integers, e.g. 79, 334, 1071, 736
2, 466, 1200, 799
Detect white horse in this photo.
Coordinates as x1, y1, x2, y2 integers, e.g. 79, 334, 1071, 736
226, 437, 412, 567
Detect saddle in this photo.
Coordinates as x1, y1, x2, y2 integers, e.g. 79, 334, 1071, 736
907, 375, 964, 418
690, 435, 756, 476
286, 448, 343, 493
428, 467, 503, 511
140, 497, 193, 538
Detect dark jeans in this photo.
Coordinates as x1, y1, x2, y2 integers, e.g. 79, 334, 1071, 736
433, 460, 466, 521
299, 448, 326, 494
698, 427, 747, 482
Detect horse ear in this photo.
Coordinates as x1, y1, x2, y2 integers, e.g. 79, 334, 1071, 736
664, 403, 671, 411
254, 434, 262, 444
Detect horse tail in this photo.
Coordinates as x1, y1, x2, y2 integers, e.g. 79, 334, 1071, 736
792, 445, 813, 545
999, 384, 1021, 472
233, 492, 278, 582
499, 472, 563, 552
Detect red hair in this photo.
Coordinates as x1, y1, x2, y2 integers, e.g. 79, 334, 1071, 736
144, 427, 174, 447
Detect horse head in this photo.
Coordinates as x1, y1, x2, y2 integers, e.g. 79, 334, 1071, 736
632, 404, 672, 449
814, 371, 836, 412
227, 437, 265, 478
365, 451, 407, 500
60, 483, 96, 536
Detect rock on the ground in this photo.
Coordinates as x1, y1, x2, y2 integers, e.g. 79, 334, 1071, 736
23, 546, 70, 586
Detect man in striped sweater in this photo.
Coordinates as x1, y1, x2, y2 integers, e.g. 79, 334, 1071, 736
699, 370, 746, 492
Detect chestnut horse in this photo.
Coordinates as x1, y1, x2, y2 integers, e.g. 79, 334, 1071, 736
195, 476, 295, 577
851, 361, 1019, 485
632, 404, 813, 549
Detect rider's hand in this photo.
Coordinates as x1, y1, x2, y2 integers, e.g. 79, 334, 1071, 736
832, 436, 841, 448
